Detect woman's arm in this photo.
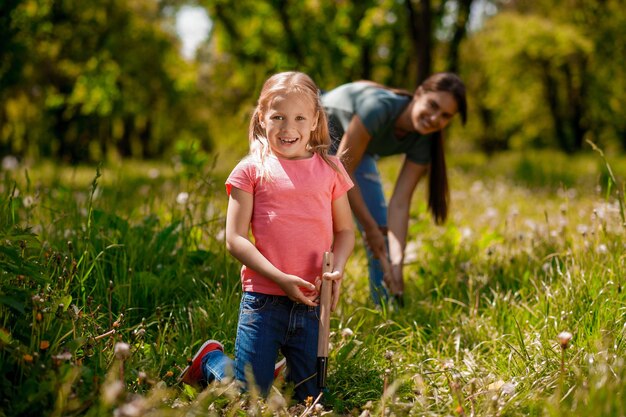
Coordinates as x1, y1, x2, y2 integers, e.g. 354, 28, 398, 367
225, 187, 317, 305
337, 116, 392, 280
326, 193, 355, 311
387, 158, 428, 293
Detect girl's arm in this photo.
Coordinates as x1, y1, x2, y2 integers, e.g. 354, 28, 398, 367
225, 187, 317, 306
337, 116, 392, 281
326, 193, 355, 311
387, 158, 428, 294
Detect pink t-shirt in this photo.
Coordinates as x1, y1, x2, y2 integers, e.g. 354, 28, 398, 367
226, 153, 353, 296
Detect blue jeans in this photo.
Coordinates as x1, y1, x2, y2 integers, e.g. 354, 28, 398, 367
353, 154, 390, 305
202, 292, 320, 402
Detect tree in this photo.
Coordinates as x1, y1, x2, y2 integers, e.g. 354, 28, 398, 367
461, 12, 592, 152
461, 0, 626, 152
0, 0, 211, 162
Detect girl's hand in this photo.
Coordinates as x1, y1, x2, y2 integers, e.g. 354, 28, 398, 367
279, 274, 318, 306
315, 270, 344, 312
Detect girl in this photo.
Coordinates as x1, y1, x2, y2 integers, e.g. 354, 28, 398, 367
321, 73, 467, 305
179, 71, 355, 402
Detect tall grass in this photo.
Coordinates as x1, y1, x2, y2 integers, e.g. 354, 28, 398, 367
1, 149, 625, 416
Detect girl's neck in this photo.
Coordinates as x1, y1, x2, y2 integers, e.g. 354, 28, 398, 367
270, 150, 314, 160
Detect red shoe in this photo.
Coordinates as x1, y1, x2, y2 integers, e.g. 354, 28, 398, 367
274, 357, 287, 380
179, 340, 224, 386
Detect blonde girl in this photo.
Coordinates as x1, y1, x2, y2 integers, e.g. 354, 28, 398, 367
180, 71, 354, 402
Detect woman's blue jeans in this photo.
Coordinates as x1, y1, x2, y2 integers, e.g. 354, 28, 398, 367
353, 154, 390, 305
202, 292, 320, 402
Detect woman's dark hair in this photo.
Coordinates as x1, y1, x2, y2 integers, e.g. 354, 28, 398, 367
419, 72, 466, 224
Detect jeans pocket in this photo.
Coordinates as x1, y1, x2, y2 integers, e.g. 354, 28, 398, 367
241, 292, 270, 314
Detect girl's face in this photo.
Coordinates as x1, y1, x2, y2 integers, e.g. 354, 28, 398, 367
260, 92, 318, 160
410, 90, 458, 135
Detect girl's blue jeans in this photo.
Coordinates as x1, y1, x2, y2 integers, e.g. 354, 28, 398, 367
353, 154, 390, 305
202, 292, 320, 402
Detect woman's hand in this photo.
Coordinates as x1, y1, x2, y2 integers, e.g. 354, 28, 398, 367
363, 226, 395, 291
363, 225, 388, 262
389, 263, 404, 296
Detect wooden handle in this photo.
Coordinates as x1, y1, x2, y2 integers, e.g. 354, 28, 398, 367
317, 252, 333, 356
316, 252, 333, 388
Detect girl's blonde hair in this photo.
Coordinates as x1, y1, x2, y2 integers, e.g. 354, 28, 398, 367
249, 71, 338, 180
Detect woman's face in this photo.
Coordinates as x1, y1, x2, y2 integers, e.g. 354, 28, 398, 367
410, 90, 458, 135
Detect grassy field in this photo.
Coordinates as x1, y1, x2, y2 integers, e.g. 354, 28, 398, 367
1, 148, 625, 416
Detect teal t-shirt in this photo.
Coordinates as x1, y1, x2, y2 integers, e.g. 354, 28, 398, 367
321, 82, 432, 164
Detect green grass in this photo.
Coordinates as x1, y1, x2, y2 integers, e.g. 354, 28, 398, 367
1, 149, 625, 416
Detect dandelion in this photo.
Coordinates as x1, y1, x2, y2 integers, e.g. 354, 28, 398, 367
341, 328, 354, 339
116, 400, 145, 417
558, 331, 573, 377
23, 354, 34, 363
40, 340, 50, 350
52, 351, 72, 362
22, 195, 34, 208
485, 207, 498, 220
267, 392, 287, 410
470, 181, 484, 193
114, 342, 131, 360
558, 331, 573, 350
501, 382, 516, 395
102, 380, 124, 406
2, 155, 19, 171
442, 359, 454, 370
176, 192, 189, 205
148, 168, 160, 179
597, 244, 608, 254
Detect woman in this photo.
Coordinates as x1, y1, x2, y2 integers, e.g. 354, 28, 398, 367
321, 72, 467, 305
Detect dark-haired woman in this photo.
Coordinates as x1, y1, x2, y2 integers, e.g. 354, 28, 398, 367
322, 72, 467, 305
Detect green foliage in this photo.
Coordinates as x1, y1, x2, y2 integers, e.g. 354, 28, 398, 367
3, 0, 626, 160
0, 0, 212, 162
1, 150, 626, 415
461, 12, 592, 152
457, 1, 626, 153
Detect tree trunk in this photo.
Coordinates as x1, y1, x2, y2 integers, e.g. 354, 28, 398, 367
270, 0, 304, 66
405, 0, 432, 85
447, 0, 472, 74
360, 42, 372, 80
564, 57, 588, 151
540, 61, 571, 153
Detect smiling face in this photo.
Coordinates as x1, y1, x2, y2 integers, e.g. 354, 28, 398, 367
410, 90, 458, 135
260, 91, 318, 160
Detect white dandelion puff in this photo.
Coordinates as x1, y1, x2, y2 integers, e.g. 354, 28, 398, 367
176, 192, 189, 205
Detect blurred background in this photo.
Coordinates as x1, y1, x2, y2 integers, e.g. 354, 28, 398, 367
1, 0, 625, 165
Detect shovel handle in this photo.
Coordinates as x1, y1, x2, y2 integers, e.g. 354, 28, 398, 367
316, 251, 333, 388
